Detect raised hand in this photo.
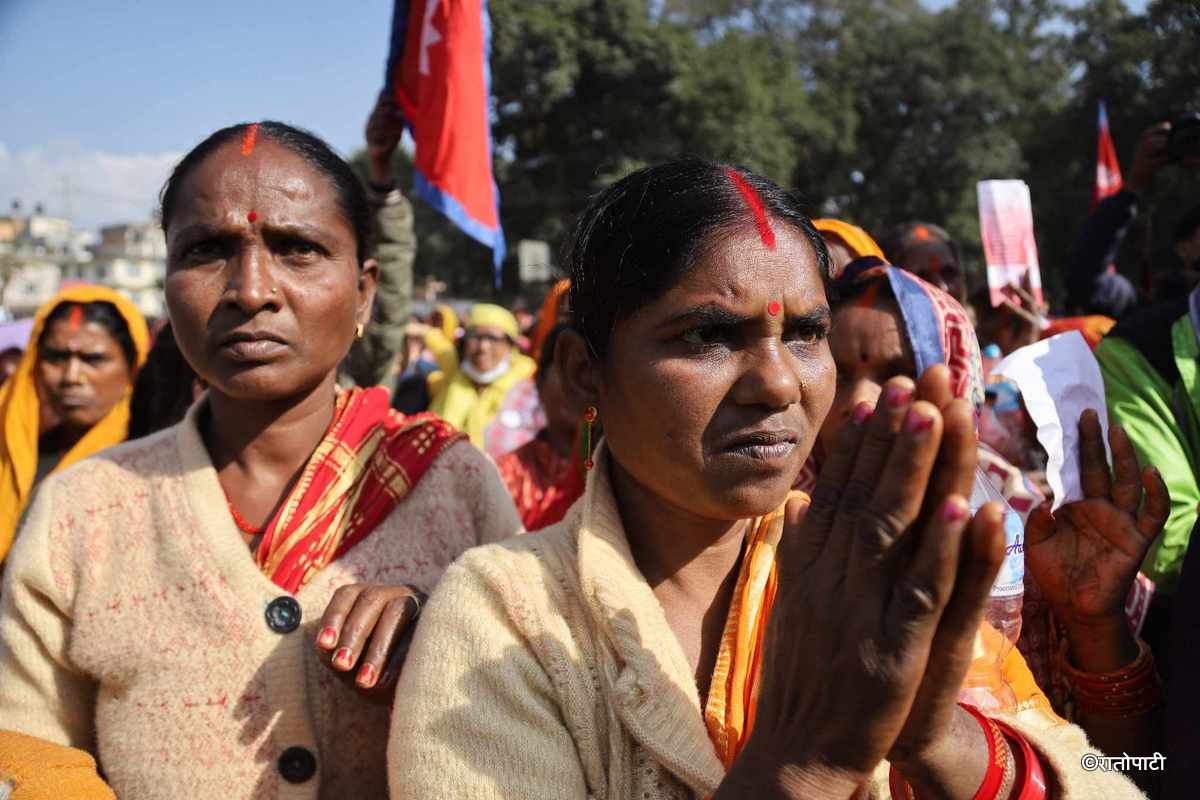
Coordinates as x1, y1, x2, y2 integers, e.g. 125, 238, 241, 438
316, 583, 424, 704
365, 91, 406, 187
718, 367, 1005, 799
1025, 410, 1168, 671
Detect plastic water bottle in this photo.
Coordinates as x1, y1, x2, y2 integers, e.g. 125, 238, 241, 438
958, 468, 1024, 712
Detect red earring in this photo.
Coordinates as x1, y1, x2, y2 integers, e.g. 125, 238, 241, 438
582, 406, 598, 470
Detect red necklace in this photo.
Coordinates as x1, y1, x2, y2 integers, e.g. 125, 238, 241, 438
226, 499, 265, 536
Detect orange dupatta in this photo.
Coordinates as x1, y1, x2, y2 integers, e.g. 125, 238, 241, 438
253, 386, 464, 593
0, 285, 149, 563
704, 492, 807, 767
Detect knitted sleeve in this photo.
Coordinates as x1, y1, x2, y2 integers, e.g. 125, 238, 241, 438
0, 476, 99, 750
388, 551, 589, 799
445, 442, 524, 546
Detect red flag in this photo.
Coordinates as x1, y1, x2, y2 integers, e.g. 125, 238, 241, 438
385, 0, 505, 281
1091, 100, 1123, 210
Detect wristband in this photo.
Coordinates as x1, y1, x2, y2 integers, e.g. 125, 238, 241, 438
992, 719, 1048, 800
888, 703, 1008, 800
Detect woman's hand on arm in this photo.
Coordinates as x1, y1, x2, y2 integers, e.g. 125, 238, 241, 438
717, 366, 1005, 799
315, 583, 424, 704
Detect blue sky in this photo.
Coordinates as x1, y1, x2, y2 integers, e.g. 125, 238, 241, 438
0, 0, 1148, 234
0, 0, 396, 230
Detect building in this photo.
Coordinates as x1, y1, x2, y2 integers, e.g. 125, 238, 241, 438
0, 202, 90, 318
72, 222, 166, 319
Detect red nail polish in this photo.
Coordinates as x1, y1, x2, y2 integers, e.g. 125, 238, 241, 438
885, 385, 913, 409
334, 647, 353, 669
318, 627, 337, 649
941, 499, 968, 523
905, 409, 934, 435
357, 663, 376, 687
851, 402, 874, 426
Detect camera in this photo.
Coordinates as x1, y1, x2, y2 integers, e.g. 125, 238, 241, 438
1168, 112, 1200, 162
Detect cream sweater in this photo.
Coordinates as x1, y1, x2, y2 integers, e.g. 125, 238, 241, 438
389, 446, 1144, 800
0, 400, 522, 799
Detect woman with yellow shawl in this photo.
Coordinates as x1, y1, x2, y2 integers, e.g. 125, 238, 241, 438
390, 161, 1140, 799
426, 302, 536, 448
0, 285, 149, 563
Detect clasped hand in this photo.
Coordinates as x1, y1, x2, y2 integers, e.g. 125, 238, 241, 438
720, 365, 1006, 798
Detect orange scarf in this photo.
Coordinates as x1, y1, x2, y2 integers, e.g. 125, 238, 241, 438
704, 492, 807, 767
702, 493, 1062, 772
0, 285, 149, 563
813, 219, 886, 261
530, 278, 570, 362
253, 386, 464, 593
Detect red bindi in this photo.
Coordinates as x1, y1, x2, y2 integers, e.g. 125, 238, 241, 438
767, 300, 782, 316
67, 304, 84, 333
240, 123, 260, 156
247, 211, 258, 223
724, 168, 776, 250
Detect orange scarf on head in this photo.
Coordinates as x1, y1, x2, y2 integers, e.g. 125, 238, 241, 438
704, 491, 808, 767
253, 386, 465, 593
0, 285, 149, 563
530, 278, 570, 362
813, 219, 886, 261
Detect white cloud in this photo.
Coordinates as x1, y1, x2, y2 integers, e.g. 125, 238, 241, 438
0, 140, 182, 234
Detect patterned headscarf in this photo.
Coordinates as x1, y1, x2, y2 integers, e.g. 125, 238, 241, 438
796, 256, 985, 491
836, 256, 985, 412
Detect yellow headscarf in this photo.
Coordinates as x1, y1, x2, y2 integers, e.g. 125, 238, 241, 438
464, 303, 519, 340
812, 218, 885, 260
0, 286, 150, 561
432, 304, 459, 340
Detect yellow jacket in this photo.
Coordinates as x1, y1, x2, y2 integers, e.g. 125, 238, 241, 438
425, 328, 536, 447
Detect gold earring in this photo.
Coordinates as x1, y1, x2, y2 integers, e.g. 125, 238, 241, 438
355, 323, 365, 339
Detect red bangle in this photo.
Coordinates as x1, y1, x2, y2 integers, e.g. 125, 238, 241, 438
1061, 638, 1163, 719
888, 703, 1007, 800
993, 719, 1048, 800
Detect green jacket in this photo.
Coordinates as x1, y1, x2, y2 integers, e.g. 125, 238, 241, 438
342, 187, 416, 390
1096, 295, 1200, 593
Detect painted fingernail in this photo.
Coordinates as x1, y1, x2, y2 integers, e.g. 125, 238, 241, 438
851, 401, 874, 426
905, 408, 934, 435
357, 663, 377, 688
334, 647, 353, 670
318, 627, 338, 649
885, 384, 913, 409
941, 498, 968, 523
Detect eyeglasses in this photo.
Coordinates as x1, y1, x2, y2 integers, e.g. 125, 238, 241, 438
466, 332, 510, 346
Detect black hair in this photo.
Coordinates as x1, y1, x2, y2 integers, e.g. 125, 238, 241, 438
564, 159, 830, 359
127, 323, 199, 440
40, 301, 137, 369
537, 323, 569, 375
1172, 201, 1200, 245
158, 120, 374, 266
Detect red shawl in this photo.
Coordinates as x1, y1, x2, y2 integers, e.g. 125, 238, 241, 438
253, 387, 464, 593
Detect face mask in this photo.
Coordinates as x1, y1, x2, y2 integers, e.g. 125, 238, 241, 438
461, 353, 511, 386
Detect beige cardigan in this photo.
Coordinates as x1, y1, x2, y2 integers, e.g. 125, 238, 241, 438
389, 446, 1144, 799
0, 399, 522, 800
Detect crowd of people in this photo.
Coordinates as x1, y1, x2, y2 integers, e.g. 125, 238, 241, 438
0, 95, 1197, 800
